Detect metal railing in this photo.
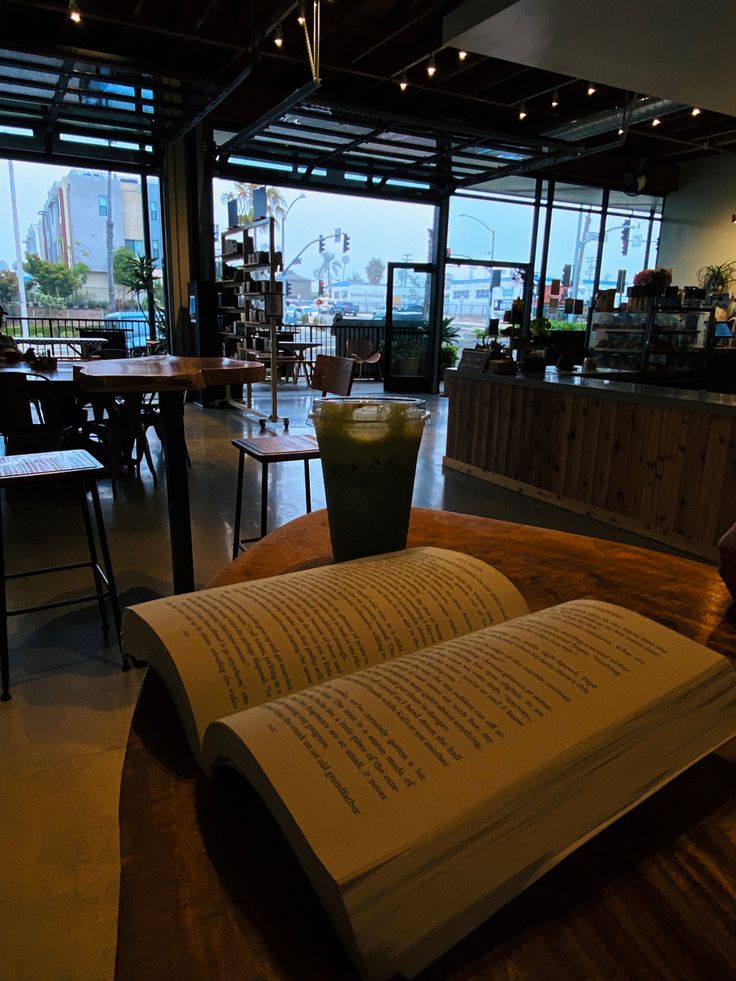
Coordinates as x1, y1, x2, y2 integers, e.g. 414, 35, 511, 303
5, 316, 154, 356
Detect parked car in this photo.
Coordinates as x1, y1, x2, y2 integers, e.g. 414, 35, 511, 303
332, 300, 358, 316
103, 311, 152, 352
282, 306, 305, 325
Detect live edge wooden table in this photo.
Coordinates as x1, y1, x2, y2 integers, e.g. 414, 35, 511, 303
75, 356, 265, 594
116, 509, 736, 981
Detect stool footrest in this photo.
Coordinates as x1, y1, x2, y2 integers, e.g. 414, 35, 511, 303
8, 590, 115, 618
7, 560, 104, 581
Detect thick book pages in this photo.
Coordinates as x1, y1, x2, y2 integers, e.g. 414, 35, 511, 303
122, 547, 529, 763
202, 599, 736, 981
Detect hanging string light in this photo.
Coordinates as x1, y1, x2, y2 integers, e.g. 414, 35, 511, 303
518, 101, 527, 121
273, 24, 283, 47
551, 89, 559, 108
399, 71, 408, 92
587, 82, 596, 96
457, 50, 467, 61
68, 0, 82, 24
426, 54, 437, 78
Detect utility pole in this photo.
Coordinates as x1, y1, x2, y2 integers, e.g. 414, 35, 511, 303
7, 160, 29, 330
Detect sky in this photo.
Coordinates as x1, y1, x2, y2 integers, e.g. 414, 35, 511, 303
1, 158, 656, 294
0, 158, 71, 271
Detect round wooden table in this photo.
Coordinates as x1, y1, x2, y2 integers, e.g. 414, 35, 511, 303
116, 509, 736, 981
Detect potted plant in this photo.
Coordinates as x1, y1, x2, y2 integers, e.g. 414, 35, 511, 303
697, 261, 736, 294
630, 267, 674, 295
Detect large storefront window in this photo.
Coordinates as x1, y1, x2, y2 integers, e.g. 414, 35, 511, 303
212, 178, 435, 321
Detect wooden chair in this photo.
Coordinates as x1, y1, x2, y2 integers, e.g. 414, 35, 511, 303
0, 371, 77, 455
346, 338, 382, 379
231, 354, 354, 557
0, 449, 129, 701
81, 393, 158, 497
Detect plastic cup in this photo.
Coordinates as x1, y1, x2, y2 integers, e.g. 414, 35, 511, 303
310, 397, 430, 562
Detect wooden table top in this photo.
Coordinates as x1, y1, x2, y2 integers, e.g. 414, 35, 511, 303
75, 354, 266, 392
0, 361, 80, 383
117, 509, 736, 981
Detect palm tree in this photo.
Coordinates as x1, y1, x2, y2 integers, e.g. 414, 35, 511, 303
313, 251, 341, 291
365, 257, 385, 285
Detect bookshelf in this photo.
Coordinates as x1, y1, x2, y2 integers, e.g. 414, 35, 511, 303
219, 216, 285, 426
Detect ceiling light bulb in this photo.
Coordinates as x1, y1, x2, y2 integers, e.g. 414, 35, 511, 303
518, 102, 527, 121
618, 127, 625, 135
274, 25, 283, 47
297, 14, 305, 25
551, 89, 559, 108
458, 50, 467, 61
587, 82, 596, 96
399, 72, 408, 92
68, 0, 81, 23
426, 56, 436, 78
691, 107, 701, 116
652, 117, 661, 127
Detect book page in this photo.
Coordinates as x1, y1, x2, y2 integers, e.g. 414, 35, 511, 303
204, 599, 736, 884
122, 547, 528, 758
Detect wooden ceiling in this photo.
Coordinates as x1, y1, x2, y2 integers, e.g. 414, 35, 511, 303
1, 0, 733, 197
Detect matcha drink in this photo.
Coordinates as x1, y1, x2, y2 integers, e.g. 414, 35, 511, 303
311, 398, 429, 562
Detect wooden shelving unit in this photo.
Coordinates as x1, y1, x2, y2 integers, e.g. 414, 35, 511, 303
219, 216, 286, 426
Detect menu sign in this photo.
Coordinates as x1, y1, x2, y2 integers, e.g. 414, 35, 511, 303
458, 349, 490, 372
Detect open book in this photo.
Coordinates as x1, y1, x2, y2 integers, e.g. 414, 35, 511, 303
122, 547, 736, 981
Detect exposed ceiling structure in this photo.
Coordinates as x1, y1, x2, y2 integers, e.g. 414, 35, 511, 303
1, 0, 734, 199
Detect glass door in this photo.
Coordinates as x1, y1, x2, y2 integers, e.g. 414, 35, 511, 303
383, 262, 435, 393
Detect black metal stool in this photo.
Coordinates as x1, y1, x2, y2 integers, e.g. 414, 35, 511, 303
231, 434, 320, 558
0, 448, 128, 702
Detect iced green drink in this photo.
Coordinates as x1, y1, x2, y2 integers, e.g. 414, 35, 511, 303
310, 398, 429, 562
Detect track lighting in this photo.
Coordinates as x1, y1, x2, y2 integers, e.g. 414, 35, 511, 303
426, 55, 436, 78
399, 71, 408, 92
518, 101, 527, 121
68, 0, 81, 24
274, 24, 283, 47
551, 89, 559, 108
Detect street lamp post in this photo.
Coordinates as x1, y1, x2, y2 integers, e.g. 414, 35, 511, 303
281, 193, 306, 287
459, 213, 496, 326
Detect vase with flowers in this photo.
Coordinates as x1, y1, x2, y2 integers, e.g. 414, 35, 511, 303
628, 267, 677, 309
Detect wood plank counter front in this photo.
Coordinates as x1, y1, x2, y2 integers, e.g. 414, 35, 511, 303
444, 368, 736, 560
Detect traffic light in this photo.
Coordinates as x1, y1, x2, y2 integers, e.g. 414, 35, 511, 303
318, 279, 325, 296
620, 219, 631, 256
318, 235, 325, 253
285, 281, 292, 297
561, 263, 572, 288
342, 233, 350, 253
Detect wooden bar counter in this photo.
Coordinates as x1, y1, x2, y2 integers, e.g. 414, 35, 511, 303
444, 367, 736, 560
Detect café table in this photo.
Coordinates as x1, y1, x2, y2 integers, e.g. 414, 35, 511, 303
75, 355, 266, 593
274, 340, 321, 383
14, 335, 109, 359
116, 508, 736, 981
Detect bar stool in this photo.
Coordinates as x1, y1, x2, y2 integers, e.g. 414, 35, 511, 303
230, 354, 355, 558
0, 448, 128, 702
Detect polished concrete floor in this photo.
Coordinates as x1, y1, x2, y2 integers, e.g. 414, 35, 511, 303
0, 378, 710, 980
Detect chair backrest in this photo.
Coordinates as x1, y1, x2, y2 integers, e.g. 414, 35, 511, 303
346, 338, 375, 361
0, 371, 67, 453
309, 355, 355, 396
79, 328, 128, 357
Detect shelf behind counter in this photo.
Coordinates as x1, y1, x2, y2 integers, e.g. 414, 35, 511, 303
444, 366, 736, 560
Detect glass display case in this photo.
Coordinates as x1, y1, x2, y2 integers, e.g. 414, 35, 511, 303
588, 303, 715, 381
589, 310, 648, 372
